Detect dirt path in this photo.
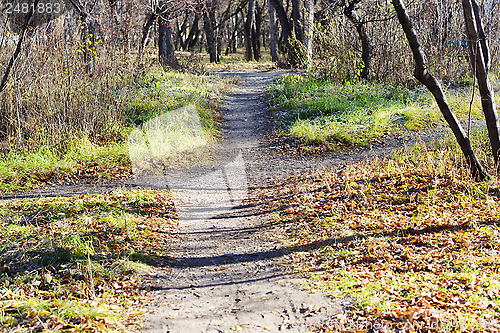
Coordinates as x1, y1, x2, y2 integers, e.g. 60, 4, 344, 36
0, 70, 449, 331
139, 71, 340, 332
139, 71, 449, 333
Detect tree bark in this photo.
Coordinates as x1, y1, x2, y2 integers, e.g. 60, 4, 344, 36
269, 0, 296, 66
175, 15, 189, 51
158, 17, 179, 69
80, 17, 96, 76
244, 0, 256, 61
392, 0, 488, 181
462, 0, 500, 167
226, 13, 239, 54
252, 1, 263, 61
187, 13, 201, 52
138, 13, 155, 61
291, 0, 303, 42
471, 0, 489, 70
204, 9, 219, 63
268, 0, 279, 62
344, 4, 370, 80
304, 0, 314, 67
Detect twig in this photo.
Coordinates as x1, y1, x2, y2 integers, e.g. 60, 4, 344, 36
0, 0, 41, 94
87, 252, 96, 299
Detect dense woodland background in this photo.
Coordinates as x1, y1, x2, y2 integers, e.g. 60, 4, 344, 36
0, 0, 499, 152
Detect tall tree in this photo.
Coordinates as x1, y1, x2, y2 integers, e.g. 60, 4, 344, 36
244, 0, 256, 60
158, 16, 178, 69
253, 0, 263, 61
268, 0, 279, 62
269, 0, 296, 65
343, 1, 370, 79
291, 0, 304, 42
304, 0, 315, 67
462, 0, 500, 168
392, 0, 488, 180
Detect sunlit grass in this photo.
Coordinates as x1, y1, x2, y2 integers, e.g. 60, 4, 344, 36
0, 68, 237, 193
0, 189, 177, 331
266, 74, 489, 146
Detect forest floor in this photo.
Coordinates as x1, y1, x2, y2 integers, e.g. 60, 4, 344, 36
2, 70, 476, 332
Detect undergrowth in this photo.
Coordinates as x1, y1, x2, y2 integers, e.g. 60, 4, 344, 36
0, 189, 177, 332
0, 68, 236, 193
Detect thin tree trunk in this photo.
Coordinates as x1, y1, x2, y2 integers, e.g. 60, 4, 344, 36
344, 5, 370, 80
227, 14, 239, 54
158, 17, 179, 69
269, 0, 296, 66
304, 0, 314, 67
175, 15, 189, 51
81, 17, 95, 76
463, 0, 500, 167
252, 2, 263, 61
138, 13, 155, 61
187, 13, 201, 52
392, 0, 488, 181
244, 0, 256, 61
0, 0, 40, 94
268, 0, 279, 62
204, 10, 219, 63
471, 0, 489, 69
291, 0, 303, 42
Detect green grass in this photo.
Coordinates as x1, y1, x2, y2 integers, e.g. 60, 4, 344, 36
0, 68, 236, 193
0, 189, 177, 332
0, 138, 130, 193
267, 74, 481, 146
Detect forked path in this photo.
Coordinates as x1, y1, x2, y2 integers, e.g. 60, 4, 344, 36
140, 71, 442, 332
141, 71, 344, 333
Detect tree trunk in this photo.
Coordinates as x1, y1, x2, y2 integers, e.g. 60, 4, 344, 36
291, 0, 303, 42
344, 5, 370, 80
392, 0, 488, 181
81, 17, 95, 76
462, 0, 500, 168
187, 13, 201, 52
203, 10, 219, 63
268, 0, 279, 62
269, 0, 296, 66
158, 17, 179, 69
226, 14, 239, 54
0, 0, 41, 94
304, 0, 314, 67
175, 15, 189, 51
138, 13, 156, 61
244, 0, 256, 61
252, 2, 263, 61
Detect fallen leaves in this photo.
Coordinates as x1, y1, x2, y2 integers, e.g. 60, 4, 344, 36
260, 153, 500, 332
